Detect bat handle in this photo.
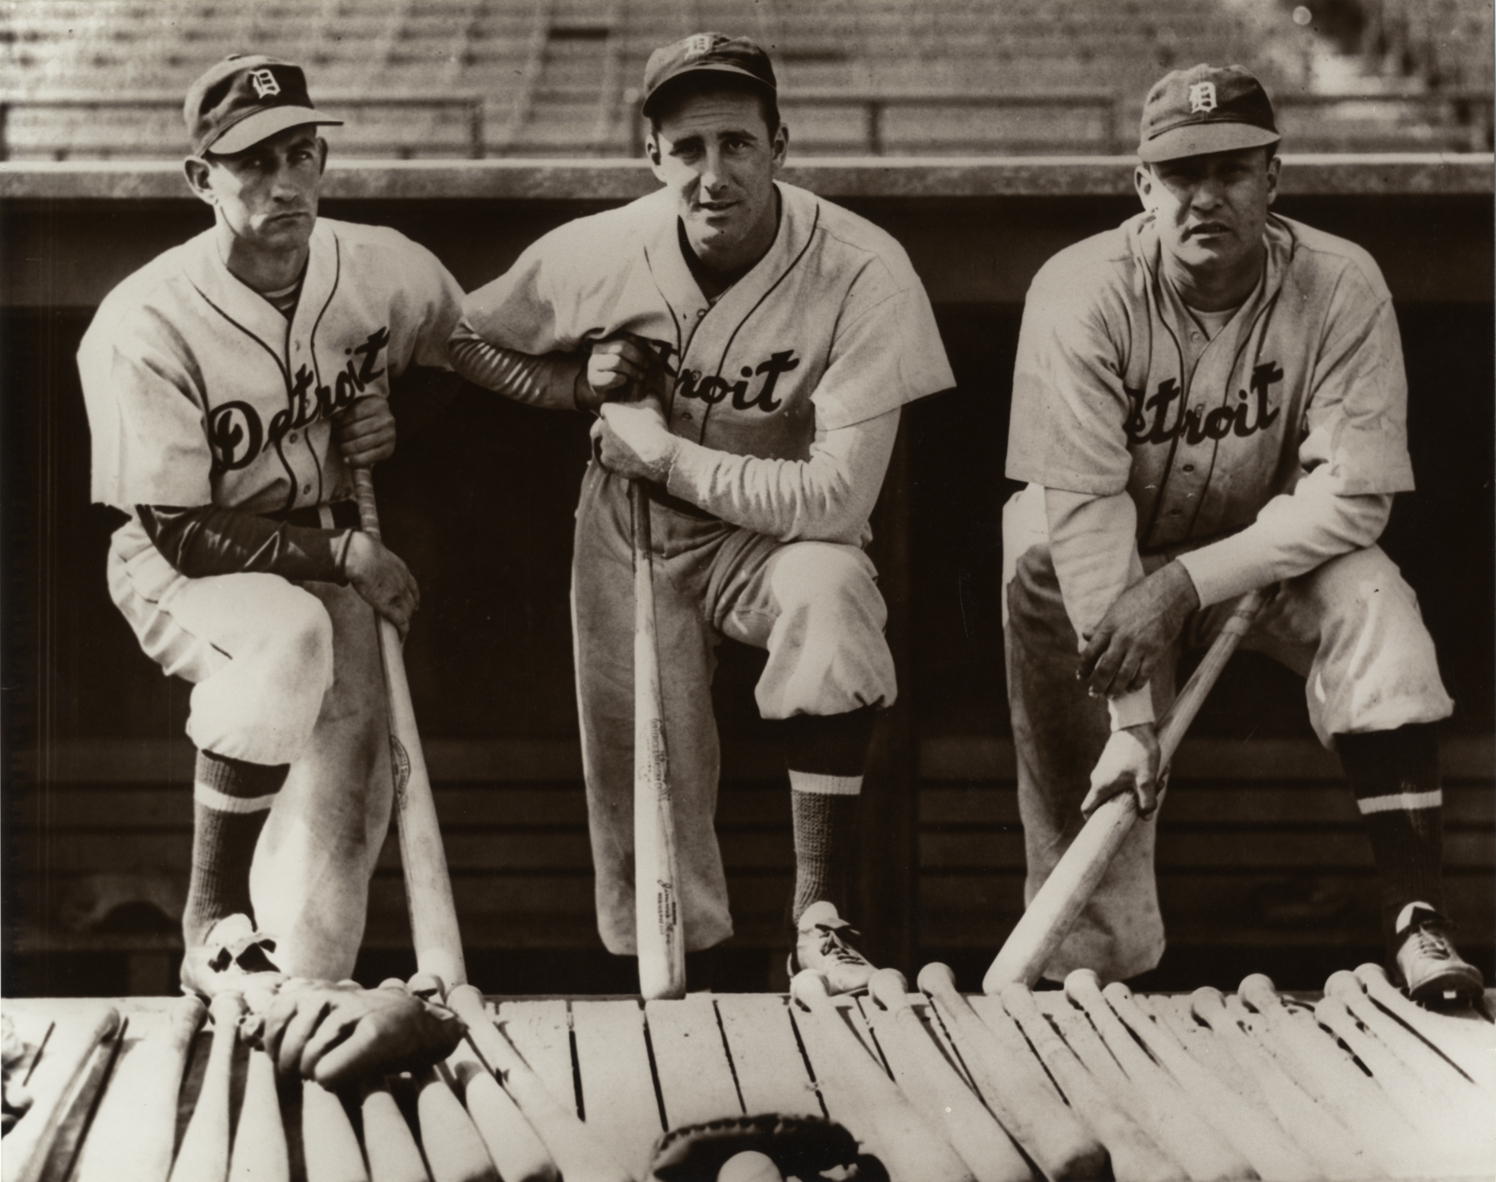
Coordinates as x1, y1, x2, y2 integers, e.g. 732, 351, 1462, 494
353, 465, 383, 542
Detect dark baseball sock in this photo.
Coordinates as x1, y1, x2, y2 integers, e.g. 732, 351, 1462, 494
780, 707, 878, 925
1336, 723, 1446, 949
184, 750, 289, 948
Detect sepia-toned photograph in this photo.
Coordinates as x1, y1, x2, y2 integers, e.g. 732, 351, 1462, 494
2, 0, 1492, 1178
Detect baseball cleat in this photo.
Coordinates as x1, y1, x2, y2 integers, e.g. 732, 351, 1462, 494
180, 913, 286, 1002
1392, 902, 1484, 1001
788, 901, 877, 995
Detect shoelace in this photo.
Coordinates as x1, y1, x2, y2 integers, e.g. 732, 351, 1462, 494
1409, 926, 1455, 962
813, 923, 869, 966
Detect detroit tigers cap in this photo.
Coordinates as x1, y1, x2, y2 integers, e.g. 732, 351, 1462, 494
640, 32, 777, 119
1137, 64, 1279, 163
185, 54, 342, 157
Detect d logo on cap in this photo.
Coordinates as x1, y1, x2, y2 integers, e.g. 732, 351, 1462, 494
1188, 82, 1217, 114
248, 68, 281, 100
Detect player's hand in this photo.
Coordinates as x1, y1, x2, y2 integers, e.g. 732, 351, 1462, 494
596, 401, 677, 483
1081, 723, 1163, 818
585, 335, 666, 408
1078, 561, 1199, 696
334, 396, 396, 467
343, 531, 419, 639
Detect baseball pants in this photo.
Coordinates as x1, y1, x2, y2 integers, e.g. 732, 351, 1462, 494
108, 518, 392, 979
572, 464, 897, 955
1001, 488, 1454, 983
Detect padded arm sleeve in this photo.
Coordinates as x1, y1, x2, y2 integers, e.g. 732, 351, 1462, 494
138, 504, 352, 582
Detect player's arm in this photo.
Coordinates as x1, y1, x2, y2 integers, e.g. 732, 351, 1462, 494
448, 324, 592, 412
597, 402, 899, 543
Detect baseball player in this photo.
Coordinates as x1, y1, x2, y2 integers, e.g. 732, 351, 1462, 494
77, 55, 464, 996
450, 33, 953, 990
1003, 64, 1482, 1000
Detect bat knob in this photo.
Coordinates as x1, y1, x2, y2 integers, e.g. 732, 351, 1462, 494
915, 961, 957, 996
1189, 986, 1227, 1025
1354, 962, 1392, 989
1238, 973, 1281, 1013
377, 978, 408, 992
718, 1150, 784, 1182
789, 969, 830, 1009
1101, 979, 1134, 1005
1063, 968, 1103, 1005
868, 968, 910, 1010
407, 973, 446, 1001
1324, 970, 1364, 1001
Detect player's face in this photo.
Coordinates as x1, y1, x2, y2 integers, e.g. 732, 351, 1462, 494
188, 126, 327, 259
648, 90, 787, 274
1135, 148, 1280, 278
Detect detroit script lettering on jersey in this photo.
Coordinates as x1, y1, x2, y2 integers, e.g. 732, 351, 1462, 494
646, 339, 802, 414
1124, 361, 1283, 447
209, 326, 390, 472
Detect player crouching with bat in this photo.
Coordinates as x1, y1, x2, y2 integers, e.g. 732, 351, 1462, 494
450, 33, 954, 993
1001, 64, 1482, 1001
77, 54, 464, 1080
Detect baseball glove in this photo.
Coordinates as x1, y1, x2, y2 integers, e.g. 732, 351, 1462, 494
647, 1113, 887, 1181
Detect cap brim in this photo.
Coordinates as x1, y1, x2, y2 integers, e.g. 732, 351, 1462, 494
642, 64, 775, 117
208, 106, 343, 156
1139, 122, 1280, 163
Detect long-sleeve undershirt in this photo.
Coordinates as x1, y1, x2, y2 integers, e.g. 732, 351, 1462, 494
448, 334, 898, 545
138, 504, 351, 582
1046, 479, 1393, 730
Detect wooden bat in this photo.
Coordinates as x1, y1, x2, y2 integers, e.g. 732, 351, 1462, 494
103, 994, 206, 1182
413, 1064, 499, 1182
789, 970, 974, 1182
228, 1046, 290, 1182
984, 588, 1268, 992
2, 1005, 121, 1182
917, 962, 1106, 1180
301, 1078, 370, 1182
1189, 988, 1370, 1181
1098, 979, 1324, 1182
864, 970, 1031, 1182
360, 1077, 430, 1182
168, 992, 244, 1182
353, 465, 467, 991
444, 985, 636, 1182
1235, 975, 1423, 1178
998, 984, 1186, 1182
1354, 962, 1496, 1090
630, 480, 686, 1000
449, 1042, 557, 1182
1062, 971, 1251, 1182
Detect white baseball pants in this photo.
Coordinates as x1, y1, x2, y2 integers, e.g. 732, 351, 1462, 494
1001, 489, 1454, 983
107, 518, 392, 979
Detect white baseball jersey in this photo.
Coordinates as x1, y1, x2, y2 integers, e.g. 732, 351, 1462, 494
1006, 212, 1413, 550
461, 182, 953, 469
80, 218, 463, 515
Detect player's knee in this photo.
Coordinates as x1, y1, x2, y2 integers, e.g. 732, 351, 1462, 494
269, 589, 336, 688
772, 543, 882, 626
1309, 547, 1427, 638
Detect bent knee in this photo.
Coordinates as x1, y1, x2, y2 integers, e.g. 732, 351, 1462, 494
257, 583, 336, 686
769, 543, 882, 617
1302, 546, 1427, 630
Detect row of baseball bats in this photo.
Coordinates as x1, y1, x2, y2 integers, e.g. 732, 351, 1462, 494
6, 957, 1491, 1182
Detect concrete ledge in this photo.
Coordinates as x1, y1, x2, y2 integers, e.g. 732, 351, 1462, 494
2, 154, 1492, 201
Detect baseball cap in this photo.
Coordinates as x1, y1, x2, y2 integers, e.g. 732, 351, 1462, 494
640, 32, 777, 119
1137, 64, 1279, 163
185, 54, 342, 157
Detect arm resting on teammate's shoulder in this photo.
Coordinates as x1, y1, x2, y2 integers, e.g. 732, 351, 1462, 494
663, 408, 900, 544
1176, 477, 1393, 608
138, 504, 352, 583
447, 329, 589, 412
1045, 487, 1158, 730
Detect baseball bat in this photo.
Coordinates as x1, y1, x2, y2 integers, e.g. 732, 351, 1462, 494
444, 985, 636, 1182
998, 984, 1186, 1182
353, 465, 467, 991
1063, 971, 1252, 1182
984, 587, 1268, 992
168, 992, 244, 1182
301, 1078, 370, 1182
865, 970, 1031, 1182
360, 1077, 430, 1182
1236, 975, 1423, 1178
448, 1041, 557, 1182
1189, 988, 1369, 1181
630, 480, 686, 1000
789, 970, 974, 1182
1354, 962, 1496, 1090
109, 994, 206, 1182
1100, 980, 1324, 1182
413, 1064, 499, 1182
2, 1005, 121, 1182
228, 1045, 290, 1182
917, 962, 1105, 1180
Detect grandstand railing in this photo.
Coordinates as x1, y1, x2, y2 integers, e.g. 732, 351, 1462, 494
0, 91, 488, 161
